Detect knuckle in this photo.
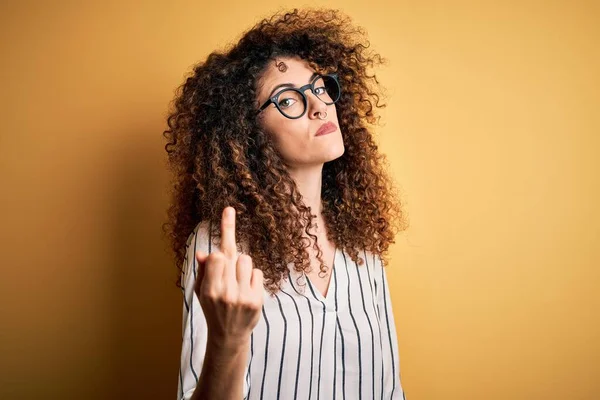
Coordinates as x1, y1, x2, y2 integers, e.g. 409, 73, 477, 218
248, 298, 263, 311
237, 259, 252, 272
200, 286, 218, 300
238, 254, 252, 263
238, 295, 260, 311
208, 252, 225, 263
219, 288, 239, 305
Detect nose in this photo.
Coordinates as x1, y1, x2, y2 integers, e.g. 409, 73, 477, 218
306, 90, 328, 119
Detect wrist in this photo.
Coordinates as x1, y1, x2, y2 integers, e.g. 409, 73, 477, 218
207, 333, 250, 354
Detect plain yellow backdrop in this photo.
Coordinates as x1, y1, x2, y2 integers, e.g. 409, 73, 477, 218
1, 1, 598, 399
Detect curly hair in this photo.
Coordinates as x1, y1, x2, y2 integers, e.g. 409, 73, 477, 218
162, 7, 409, 295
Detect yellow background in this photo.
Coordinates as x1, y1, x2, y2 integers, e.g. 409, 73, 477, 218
1, 1, 598, 399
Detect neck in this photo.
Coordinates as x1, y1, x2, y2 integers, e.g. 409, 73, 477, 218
287, 163, 324, 224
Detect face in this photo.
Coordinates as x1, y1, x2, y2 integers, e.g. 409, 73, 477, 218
255, 56, 345, 170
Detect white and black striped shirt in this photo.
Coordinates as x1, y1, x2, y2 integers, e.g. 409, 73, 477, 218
177, 221, 406, 400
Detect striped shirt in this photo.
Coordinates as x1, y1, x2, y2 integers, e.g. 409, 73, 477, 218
177, 220, 406, 400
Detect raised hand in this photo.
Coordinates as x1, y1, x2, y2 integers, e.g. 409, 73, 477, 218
194, 206, 264, 350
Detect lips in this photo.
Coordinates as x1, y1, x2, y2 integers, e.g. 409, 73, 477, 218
315, 121, 337, 136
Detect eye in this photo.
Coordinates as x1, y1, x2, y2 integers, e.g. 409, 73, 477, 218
314, 86, 326, 96
278, 97, 297, 108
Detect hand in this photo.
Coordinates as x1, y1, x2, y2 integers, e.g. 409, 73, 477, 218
194, 206, 264, 350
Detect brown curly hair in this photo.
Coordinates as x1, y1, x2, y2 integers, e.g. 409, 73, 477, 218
162, 7, 409, 295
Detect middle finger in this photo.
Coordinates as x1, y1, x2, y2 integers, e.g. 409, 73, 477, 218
221, 206, 238, 262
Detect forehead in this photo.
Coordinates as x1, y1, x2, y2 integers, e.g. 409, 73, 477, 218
257, 57, 316, 94
264, 56, 313, 75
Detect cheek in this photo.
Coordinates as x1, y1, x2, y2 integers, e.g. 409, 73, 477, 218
272, 126, 313, 162
265, 118, 306, 144
272, 127, 302, 151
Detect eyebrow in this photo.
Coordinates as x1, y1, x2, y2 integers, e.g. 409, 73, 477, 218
267, 72, 320, 98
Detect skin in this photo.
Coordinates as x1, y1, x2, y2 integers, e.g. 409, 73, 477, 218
255, 55, 345, 222
191, 57, 344, 399
256, 55, 345, 293
192, 207, 264, 400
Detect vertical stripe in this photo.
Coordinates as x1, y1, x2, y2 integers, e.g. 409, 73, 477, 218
177, 222, 404, 400
334, 263, 346, 399
259, 305, 270, 400
342, 251, 362, 399
274, 294, 288, 400
366, 252, 377, 316
288, 269, 322, 399
246, 332, 254, 399
188, 229, 199, 383
355, 254, 376, 400
179, 251, 189, 400
182, 255, 190, 314
178, 368, 184, 399
333, 314, 338, 400
332, 252, 337, 400
365, 251, 385, 400
280, 289, 302, 400
306, 276, 327, 400
380, 256, 397, 399
287, 271, 315, 400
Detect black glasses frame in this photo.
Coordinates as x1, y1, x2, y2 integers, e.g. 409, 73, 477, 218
256, 73, 341, 119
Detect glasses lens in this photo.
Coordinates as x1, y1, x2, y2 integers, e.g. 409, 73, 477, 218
277, 89, 306, 118
313, 75, 341, 104
274, 75, 341, 119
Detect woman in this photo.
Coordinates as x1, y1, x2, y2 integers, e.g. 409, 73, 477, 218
163, 8, 409, 400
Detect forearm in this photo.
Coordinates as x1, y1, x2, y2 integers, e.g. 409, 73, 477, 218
190, 338, 250, 400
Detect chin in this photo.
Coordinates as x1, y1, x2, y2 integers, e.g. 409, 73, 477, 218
324, 144, 345, 163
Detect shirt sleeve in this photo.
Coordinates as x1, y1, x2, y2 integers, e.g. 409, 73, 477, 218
374, 253, 406, 400
176, 221, 250, 400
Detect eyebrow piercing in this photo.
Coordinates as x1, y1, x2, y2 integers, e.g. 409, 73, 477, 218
276, 60, 288, 72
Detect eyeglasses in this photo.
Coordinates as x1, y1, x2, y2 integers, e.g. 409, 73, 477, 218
256, 73, 341, 119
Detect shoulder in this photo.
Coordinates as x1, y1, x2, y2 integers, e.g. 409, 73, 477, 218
358, 248, 382, 269
186, 220, 210, 246
181, 221, 212, 277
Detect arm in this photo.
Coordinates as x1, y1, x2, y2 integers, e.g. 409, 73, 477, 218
177, 222, 251, 400
375, 254, 406, 399
192, 338, 250, 400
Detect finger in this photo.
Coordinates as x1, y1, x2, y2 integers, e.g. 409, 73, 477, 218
202, 252, 225, 292
236, 254, 253, 291
221, 206, 237, 261
221, 206, 238, 283
195, 250, 208, 288
250, 268, 264, 297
